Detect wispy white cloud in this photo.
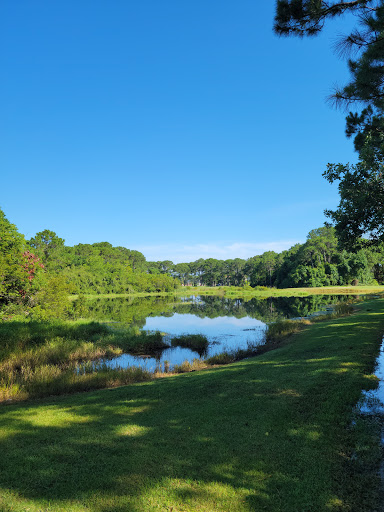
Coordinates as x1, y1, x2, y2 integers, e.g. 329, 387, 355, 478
134, 240, 302, 263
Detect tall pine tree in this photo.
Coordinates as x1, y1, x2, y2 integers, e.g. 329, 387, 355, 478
275, 1, 384, 247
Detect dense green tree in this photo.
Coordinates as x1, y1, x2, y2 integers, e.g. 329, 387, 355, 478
172, 263, 191, 285
274, 226, 378, 287
364, 243, 384, 281
32, 276, 74, 319
275, 244, 304, 288
189, 259, 205, 286
303, 226, 338, 265
226, 258, 246, 286
248, 252, 279, 287
26, 231, 178, 296
323, 143, 384, 247
29, 230, 65, 259
122, 249, 147, 271
201, 259, 224, 287
157, 260, 174, 275
28, 230, 68, 274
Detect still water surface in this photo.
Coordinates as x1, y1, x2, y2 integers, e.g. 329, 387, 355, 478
107, 313, 266, 372
85, 294, 352, 371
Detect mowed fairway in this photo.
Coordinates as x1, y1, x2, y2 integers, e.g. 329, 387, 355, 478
0, 300, 383, 512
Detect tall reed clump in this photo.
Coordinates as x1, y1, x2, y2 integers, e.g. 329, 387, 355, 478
1, 363, 152, 401
172, 358, 208, 374
265, 319, 311, 342
205, 352, 235, 365
1, 337, 122, 375
205, 341, 262, 365
333, 303, 354, 316
0, 320, 111, 359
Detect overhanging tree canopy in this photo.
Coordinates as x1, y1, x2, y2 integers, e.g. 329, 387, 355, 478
274, 1, 384, 247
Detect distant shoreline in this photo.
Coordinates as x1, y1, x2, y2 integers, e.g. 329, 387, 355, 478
71, 284, 384, 300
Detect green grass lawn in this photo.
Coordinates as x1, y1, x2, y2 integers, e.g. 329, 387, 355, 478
0, 299, 383, 511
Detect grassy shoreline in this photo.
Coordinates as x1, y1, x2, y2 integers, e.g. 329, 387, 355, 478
73, 284, 384, 300
0, 298, 383, 510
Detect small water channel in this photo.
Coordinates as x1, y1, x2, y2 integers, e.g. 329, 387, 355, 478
358, 338, 384, 416
83, 293, 354, 372
355, 335, 384, 483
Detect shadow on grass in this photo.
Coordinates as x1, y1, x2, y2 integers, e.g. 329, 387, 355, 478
0, 303, 383, 511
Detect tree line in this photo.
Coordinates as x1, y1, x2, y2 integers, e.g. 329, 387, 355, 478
0, 208, 178, 318
30, 222, 382, 290
1, 206, 383, 320
152, 226, 384, 288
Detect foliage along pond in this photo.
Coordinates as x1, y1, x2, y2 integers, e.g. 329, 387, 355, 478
81, 294, 355, 372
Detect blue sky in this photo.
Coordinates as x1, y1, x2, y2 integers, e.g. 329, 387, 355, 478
2, 1, 358, 262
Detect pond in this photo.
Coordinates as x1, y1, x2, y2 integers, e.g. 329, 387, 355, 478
83, 294, 354, 372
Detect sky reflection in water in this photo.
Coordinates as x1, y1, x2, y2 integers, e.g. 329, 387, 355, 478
105, 312, 266, 372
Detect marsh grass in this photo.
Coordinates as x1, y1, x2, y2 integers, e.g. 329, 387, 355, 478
0, 320, 165, 402
333, 302, 355, 316
266, 319, 312, 341
20, 364, 151, 399
172, 358, 208, 373
128, 331, 169, 354
205, 341, 261, 365
0, 359, 153, 402
205, 351, 235, 365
